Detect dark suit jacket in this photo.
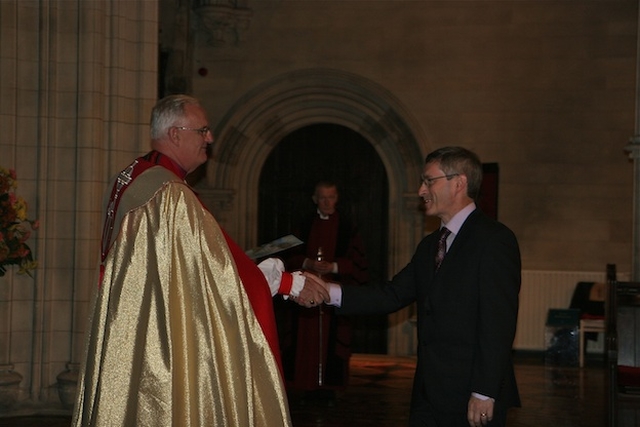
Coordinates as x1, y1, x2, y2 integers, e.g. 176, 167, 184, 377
338, 209, 521, 415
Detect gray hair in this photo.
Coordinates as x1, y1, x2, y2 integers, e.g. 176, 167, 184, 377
150, 94, 201, 140
425, 146, 483, 200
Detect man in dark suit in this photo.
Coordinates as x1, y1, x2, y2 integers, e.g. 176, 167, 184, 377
323, 146, 521, 426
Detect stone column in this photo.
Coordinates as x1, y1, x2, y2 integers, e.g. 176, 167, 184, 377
1, 0, 158, 412
0, 277, 22, 412
0, 364, 22, 412
54, 0, 159, 409
626, 137, 640, 281
625, 2, 640, 281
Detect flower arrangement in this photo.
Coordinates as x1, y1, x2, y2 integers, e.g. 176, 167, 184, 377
0, 167, 39, 277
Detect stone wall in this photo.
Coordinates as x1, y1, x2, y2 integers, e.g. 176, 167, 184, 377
188, 0, 637, 273
0, 0, 637, 414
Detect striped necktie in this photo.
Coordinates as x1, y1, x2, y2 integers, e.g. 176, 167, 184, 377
435, 227, 451, 271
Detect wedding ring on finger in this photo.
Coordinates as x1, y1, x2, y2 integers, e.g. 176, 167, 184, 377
480, 413, 487, 418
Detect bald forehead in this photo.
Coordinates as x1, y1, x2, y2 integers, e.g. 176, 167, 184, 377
315, 184, 337, 195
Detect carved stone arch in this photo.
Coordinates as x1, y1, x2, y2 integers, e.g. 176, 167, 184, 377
198, 68, 429, 355
208, 69, 423, 235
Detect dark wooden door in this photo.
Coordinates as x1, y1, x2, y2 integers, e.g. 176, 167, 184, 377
259, 123, 388, 353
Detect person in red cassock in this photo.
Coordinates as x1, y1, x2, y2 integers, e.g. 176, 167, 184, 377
281, 181, 368, 401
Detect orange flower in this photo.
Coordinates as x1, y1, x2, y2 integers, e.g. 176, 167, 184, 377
0, 167, 38, 277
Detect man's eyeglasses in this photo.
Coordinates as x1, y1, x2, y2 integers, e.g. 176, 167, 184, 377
421, 173, 459, 187
175, 126, 211, 137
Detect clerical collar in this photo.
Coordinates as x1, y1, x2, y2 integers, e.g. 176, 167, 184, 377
317, 208, 332, 220
143, 150, 188, 180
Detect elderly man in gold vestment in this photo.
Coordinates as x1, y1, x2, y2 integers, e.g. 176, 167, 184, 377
72, 95, 328, 427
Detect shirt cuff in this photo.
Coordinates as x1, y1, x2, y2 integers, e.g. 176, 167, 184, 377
289, 272, 305, 298
327, 283, 342, 307
258, 257, 301, 297
471, 392, 494, 401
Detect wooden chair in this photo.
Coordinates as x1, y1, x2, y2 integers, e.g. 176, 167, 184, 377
579, 316, 606, 367
570, 281, 606, 367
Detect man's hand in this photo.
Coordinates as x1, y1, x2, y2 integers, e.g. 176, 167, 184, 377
467, 395, 493, 427
291, 273, 329, 308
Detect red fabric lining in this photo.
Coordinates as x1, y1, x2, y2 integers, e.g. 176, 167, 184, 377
221, 229, 283, 375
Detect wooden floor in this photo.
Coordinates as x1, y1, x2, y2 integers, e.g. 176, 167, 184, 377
289, 353, 609, 427
1, 353, 638, 427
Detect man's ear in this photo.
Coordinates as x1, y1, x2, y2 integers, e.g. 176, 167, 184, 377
456, 174, 468, 194
312, 195, 318, 205
168, 126, 181, 146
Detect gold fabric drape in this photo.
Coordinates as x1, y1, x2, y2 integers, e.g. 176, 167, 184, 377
73, 168, 291, 426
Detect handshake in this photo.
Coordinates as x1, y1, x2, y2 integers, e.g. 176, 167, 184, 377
290, 272, 331, 308
257, 257, 334, 308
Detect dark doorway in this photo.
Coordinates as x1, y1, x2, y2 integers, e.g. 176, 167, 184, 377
258, 123, 389, 354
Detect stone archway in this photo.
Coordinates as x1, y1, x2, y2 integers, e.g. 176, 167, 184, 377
198, 68, 430, 355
